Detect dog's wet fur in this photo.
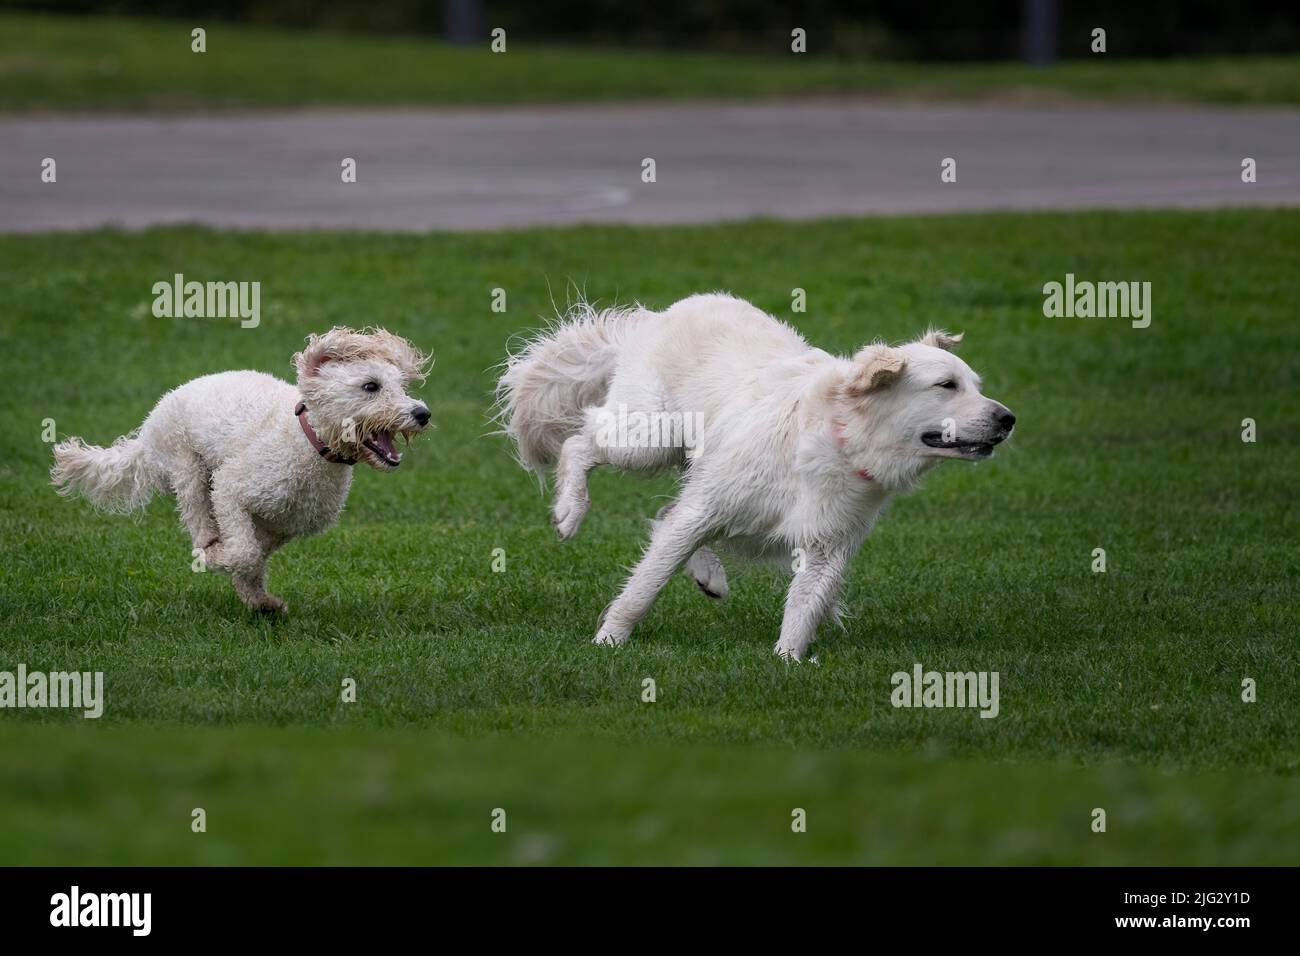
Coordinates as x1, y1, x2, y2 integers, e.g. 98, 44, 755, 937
51, 327, 431, 613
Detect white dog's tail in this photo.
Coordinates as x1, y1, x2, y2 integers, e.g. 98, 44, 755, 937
50, 433, 159, 514
494, 301, 646, 475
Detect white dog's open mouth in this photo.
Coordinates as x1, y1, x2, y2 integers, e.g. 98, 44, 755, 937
921, 432, 998, 458
361, 431, 403, 470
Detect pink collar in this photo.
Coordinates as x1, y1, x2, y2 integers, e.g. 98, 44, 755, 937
831, 418, 874, 482
295, 402, 356, 465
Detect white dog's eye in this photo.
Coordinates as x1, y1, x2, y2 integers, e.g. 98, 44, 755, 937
936, 380, 957, 390
362, 381, 380, 393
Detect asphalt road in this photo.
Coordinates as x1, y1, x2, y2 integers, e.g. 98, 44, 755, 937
2, 101, 1297, 232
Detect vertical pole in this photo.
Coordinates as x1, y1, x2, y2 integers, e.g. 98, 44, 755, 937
443, 0, 484, 46
1021, 0, 1060, 66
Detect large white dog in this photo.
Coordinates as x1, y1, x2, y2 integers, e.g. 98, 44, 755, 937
51, 327, 431, 614
497, 294, 1015, 659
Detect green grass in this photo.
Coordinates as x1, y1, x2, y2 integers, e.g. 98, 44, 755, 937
2, 725, 1294, 865
3, 12, 1300, 111
0, 210, 1297, 863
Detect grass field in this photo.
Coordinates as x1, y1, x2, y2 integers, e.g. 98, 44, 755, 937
1, 210, 1297, 864
3, 12, 1300, 111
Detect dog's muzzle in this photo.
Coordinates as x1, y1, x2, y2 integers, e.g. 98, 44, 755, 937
358, 405, 432, 471
922, 405, 1016, 459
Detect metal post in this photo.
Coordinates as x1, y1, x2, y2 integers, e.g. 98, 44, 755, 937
443, 0, 484, 46
1021, 0, 1060, 66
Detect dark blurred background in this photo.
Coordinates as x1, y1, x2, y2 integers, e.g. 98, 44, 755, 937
7, 0, 1300, 58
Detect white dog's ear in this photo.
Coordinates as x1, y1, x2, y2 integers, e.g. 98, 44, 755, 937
919, 328, 964, 351
293, 330, 339, 378
847, 345, 907, 396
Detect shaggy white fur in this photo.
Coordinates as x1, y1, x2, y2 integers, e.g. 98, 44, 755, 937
496, 293, 1015, 659
51, 328, 432, 613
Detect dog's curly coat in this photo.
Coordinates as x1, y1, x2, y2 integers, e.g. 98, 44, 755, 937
51, 327, 431, 613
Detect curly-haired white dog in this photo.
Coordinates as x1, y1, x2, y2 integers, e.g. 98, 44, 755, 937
51, 327, 431, 614
497, 293, 1015, 660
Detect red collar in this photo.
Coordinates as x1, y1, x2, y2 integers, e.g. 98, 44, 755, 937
831, 418, 874, 482
295, 402, 356, 465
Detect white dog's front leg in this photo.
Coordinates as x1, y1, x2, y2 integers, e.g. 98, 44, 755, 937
774, 545, 850, 661
594, 500, 712, 646
207, 483, 281, 612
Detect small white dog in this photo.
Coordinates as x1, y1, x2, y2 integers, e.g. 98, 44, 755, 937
51, 327, 431, 614
497, 294, 1015, 660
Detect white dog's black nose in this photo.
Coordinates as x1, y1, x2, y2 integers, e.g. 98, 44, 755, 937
412, 405, 431, 427
997, 408, 1016, 430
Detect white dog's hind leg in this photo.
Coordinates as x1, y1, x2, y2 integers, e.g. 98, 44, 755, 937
774, 545, 851, 661
170, 452, 219, 550
556, 400, 690, 540
553, 432, 599, 540
654, 503, 727, 599
594, 500, 713, 646
685, 545, 728, 599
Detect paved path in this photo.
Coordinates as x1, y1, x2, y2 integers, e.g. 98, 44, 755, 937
2, 101, 1297, 232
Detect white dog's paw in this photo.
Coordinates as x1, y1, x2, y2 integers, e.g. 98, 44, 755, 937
686, 548, 728, 600
202, 543, 230, 572
255, 594, 288, 616
774, 641, 806, 662
593, 620, 631, 647
552, 488, 589, 540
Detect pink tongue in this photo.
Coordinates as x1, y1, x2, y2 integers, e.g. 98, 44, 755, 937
369, 432, 398, 458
